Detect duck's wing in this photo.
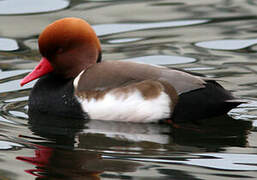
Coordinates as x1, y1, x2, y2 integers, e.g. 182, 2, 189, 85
74, 60, 206, 94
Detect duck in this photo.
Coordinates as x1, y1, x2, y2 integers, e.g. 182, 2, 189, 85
20, 17, 243, 123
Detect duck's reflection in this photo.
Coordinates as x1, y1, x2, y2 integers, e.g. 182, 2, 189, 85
17, 145, 140, 180
17, 111, 252, 179
17, 111, 142, 179
170, 115, 252, 150
77, 115, 252, 151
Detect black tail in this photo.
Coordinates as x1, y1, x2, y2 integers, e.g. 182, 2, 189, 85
172, 80, 245, 123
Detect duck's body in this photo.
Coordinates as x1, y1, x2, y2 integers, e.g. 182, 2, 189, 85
22, 17, 242, 123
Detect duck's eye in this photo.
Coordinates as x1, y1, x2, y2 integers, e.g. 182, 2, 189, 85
56, 47, 63, 54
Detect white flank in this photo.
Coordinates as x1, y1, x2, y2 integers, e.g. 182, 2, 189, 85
76, 90, 171, 123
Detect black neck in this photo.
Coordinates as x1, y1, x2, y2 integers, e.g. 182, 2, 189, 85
28, 73, 87, 118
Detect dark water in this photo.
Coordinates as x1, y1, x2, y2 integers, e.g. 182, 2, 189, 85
0, 0, 257, 179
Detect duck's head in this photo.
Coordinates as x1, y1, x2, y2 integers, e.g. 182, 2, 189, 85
20, 17, 101, 86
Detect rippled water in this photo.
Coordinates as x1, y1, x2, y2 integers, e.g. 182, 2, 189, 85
1, 0, 257, 179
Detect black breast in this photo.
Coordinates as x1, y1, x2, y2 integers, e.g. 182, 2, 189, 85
28, 73, 87, 118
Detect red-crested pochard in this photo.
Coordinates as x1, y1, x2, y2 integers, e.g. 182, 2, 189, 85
20, 17, 243, 123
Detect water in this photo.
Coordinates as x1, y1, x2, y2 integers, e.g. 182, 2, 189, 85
0, 0, 257, 179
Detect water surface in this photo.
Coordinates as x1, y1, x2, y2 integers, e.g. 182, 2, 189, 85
0, 0, 257, 179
